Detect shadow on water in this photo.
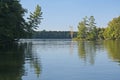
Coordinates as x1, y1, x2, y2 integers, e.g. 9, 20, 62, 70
0, 42, 41, 80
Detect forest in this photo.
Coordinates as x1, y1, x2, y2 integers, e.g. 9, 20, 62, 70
0, 0, 120, 43
33, 30, 77, 39
32, 16, 120, 40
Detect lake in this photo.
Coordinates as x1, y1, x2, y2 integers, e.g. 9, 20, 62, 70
0, 39, 120, 80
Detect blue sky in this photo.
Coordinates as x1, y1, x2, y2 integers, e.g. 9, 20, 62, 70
21, 0, 120, 31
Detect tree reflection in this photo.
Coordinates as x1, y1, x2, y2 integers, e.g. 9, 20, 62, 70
77, 41, 86, 60
0, 42, 41, 80
104, 40, 120, 64
0, 43, 25, 80
77, 41, 96, 65
24, 42, 41, 77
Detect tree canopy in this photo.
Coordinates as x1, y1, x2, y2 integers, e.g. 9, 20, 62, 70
103, 16, 120, 40
0, 0, 42, 43
77, 20, 87, 40
77, 16, 98, 40
26, 5, 43, 37
33, 30, 77, 39
77, 16, 120, 40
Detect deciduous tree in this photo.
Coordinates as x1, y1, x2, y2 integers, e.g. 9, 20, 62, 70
0, 0, 42, 42
103, 16, 120, 40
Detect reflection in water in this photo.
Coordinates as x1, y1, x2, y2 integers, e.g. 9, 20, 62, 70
24, 42, 41, 77
77, 40, 120, 65
0, 42, 41, 80
77, 41, 97, 65
0, 40, 120, 80
104, 40, 120, 64
0, 43, 25, 80
69, 41, 75, 55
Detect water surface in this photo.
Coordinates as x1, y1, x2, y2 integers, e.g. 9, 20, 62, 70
0, 39, 120, 80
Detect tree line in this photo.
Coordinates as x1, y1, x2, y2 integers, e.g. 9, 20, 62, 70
0, 0, 42, 43
0, 0, 120, 42
76, 16, 120, 40
33, 30, 77, 39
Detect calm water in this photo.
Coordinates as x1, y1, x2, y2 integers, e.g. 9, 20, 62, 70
0, 39, 120, 80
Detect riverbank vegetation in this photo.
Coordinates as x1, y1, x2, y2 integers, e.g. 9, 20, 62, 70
33, 30, 77, 39
0, 0, 120, 43
76, 16, 120, 40
0, 0, 42, 43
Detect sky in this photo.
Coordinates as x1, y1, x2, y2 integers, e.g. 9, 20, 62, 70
21, 0, 120, 31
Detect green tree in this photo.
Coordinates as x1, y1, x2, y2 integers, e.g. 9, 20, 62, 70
77, 16, 98, 40
0, 1, 42, 43
26, 5, 43, 37
97, 28, 105, 40
77, 16, 88, 40
0, 0, 26, 42
77, 21, 87, 40
86, 16, 97, 40
103, 16, 120, 40
103, 27, 112, 39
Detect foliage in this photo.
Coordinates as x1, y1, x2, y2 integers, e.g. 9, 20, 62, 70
0, 0, 42, 42
0, 0, 26, 42
26, 5, 43, 37
103, 16, 120, 40
87, 16, 98, 40
77, 16, 98, 40
77, 19, 87, 40
33, 30, 77, 39
97, 28, 105, 40
76, 16, 120, 40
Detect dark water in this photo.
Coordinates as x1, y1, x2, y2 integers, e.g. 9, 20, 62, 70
0, 39, 120, 80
